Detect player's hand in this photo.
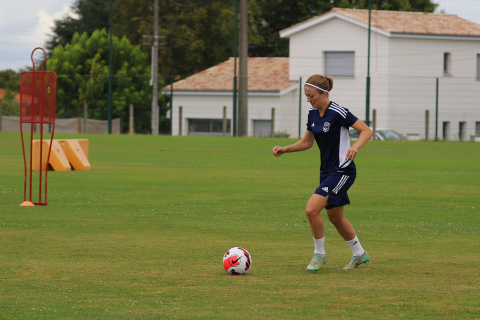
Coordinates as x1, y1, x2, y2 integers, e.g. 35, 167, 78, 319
272, 146, 285, 157
345, 147, 358, 161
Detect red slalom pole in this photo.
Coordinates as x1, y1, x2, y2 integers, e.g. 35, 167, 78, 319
19, 47, 57, 206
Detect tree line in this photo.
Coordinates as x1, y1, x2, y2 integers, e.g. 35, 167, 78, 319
1, 0, 437, 134
48, 0, 438, 79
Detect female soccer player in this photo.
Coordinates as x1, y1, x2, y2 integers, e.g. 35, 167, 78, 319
272, 74, 373, 270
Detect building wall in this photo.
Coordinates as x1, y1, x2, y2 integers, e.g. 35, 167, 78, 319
388, 36, 480, 78
169, 92, 289, 137
288, 17, 392, 129
246, 94, 280, 137
169, 93, 232, 136
277, 89, 302, 138
287, 17, 480, 140
386, 37, 480, 139
167, 18, 480, 140
288, 16, 391, 79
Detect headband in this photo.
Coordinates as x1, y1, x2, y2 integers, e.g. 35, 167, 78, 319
305, 82, 329, 93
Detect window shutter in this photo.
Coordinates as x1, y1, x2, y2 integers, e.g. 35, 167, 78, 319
325, 52, 355, 77
477, 54, 480, 78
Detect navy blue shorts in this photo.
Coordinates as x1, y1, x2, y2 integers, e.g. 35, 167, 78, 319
314, 172, 356, 209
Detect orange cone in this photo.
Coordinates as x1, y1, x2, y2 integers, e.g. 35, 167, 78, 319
20, 201, 35, 206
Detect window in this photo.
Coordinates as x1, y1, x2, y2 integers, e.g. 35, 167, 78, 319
459, 122, 466, 141
253, 120, 272, 137
442, 121, 450, 140
325, 51, 355, 77
476, 122, 480, 136
444, 52, 451, 74
477, 54, 480, 79
188, 119, 231, 135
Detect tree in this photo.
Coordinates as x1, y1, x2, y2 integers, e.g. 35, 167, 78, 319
113, 0, 263, 79
0, 69, 21, 116
47, 29, 154, 133
46, 0, 110, 52
48, 0, 263, 80
48, 0, 439, 73
47, 0, 263, 133
0, 69, 20, 92
0, 90, 19, 117
44, 0, 439, 133
250, 0, 332, 57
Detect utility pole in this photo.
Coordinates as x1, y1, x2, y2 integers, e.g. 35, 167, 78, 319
365, 0, 372, 126
107, 0, 113, 134
238, 0, 248, 137
152, 0, 159, 135
142, 28, 165, 135
232, 0, 238, 137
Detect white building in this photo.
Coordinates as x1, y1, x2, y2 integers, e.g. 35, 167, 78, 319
163, 57, 299, 137
164, 8, 480, 140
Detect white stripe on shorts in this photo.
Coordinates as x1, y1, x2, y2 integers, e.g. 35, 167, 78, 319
333, 175, 349, 194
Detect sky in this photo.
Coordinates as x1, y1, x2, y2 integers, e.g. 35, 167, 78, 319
0, 0, 479, 72
0, 0, 78, 72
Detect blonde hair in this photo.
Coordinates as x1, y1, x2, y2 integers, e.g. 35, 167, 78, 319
305, 75, 333, 96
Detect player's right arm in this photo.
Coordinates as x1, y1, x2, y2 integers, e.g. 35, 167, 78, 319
273, 130, 315, 157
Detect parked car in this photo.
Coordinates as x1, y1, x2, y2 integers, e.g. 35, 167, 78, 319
349, 128, 406, 140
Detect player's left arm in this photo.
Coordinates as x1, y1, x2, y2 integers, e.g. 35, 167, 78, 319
346, 119, 373, 161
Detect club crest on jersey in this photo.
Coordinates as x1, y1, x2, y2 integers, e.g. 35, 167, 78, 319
323, 122, 330, 133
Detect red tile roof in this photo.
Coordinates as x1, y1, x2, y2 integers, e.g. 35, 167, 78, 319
281, 8, 480, 37
0, 88, 20, 101
162, 57, 296, 92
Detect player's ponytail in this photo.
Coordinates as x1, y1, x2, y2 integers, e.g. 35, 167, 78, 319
325, 76, 333, 92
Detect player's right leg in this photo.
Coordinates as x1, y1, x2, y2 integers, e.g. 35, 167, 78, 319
305, 194, 329, 270
307, 252, 328, 271
305, 193, 329, 239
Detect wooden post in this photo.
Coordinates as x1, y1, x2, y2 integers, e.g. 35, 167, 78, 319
83, 103, 88, 133
425, 109, 429, 140
435, 78, 438, 141
238, 0, 248, 137
298, 76, 302, 139
179, 106, 183, 136
0, 101, 2, 132
129, 104, 134, 135
271, 107, 275, 138
372, 109, 376, 140
222, 106, 227, 136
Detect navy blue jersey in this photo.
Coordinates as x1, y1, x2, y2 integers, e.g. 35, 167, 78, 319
306, 101, 358, 175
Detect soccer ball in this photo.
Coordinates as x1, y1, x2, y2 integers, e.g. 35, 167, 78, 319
223, 247, 252, 275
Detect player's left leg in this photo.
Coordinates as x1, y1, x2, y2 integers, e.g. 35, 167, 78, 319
326, 206, 369, 269
325, 206, 355, 241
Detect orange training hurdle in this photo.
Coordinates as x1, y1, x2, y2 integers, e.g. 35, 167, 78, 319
32, 139, 91, 171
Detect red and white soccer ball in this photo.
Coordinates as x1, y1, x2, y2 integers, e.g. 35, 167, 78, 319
223, 247, 252, 275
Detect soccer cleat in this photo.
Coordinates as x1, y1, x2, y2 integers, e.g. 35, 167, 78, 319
343, 251, 369, 270
306, 253, 328, 271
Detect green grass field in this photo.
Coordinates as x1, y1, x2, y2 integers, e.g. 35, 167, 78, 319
0, 132, 479, 319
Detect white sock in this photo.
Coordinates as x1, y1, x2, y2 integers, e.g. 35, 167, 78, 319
346, 235, 364, 256
313, 236, 326, 255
